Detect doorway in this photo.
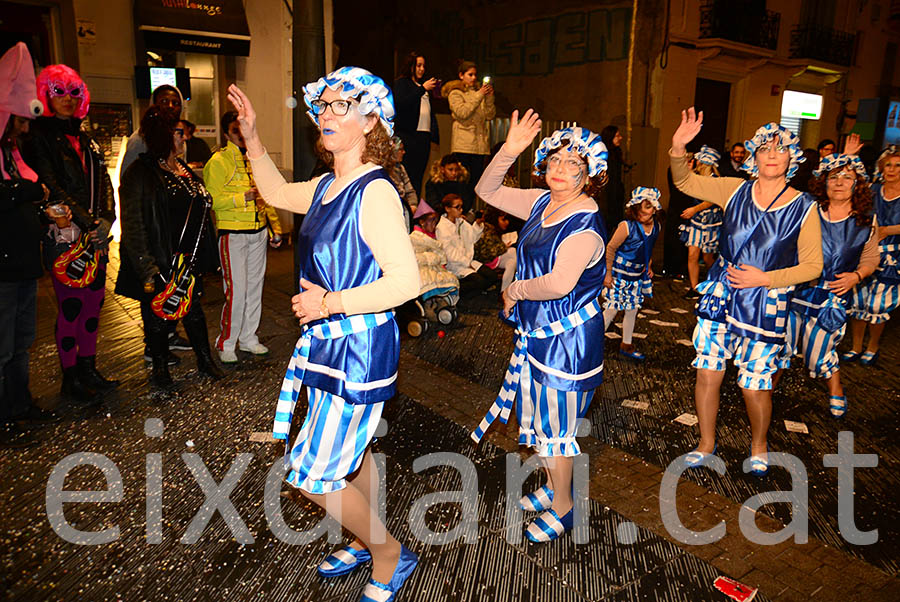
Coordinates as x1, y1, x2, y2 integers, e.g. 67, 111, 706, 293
692, 78, 731, 155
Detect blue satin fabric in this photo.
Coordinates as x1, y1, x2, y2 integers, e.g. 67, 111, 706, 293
296, 168, 399, 404
792, 207, 873, 322
820, 208, 873, 284
513, 192, 607, 391
611, 220, 659, 281
688, 199, 724, 229
873, 183, 900, 283
707, 181, 817, 343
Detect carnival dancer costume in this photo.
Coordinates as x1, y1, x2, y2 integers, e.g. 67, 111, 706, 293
240, 67, 420, 602
472, 124, 608, 543
602, 186, 661, 361
781, 154, 878, 418
679, 145, 724, 254
670, 120, 823, 477
844, 145, 900, 366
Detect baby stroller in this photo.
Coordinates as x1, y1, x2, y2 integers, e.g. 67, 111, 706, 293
401, 287, 459, 337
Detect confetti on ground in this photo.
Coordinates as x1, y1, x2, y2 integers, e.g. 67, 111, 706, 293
670, 307, 690, 314
637, 313, 647, 319
249, 431, 272, 442
605, 331, 622, 339
673, 413, 699, 426
676, 339, 693, 347
631, 332, 647, 339
641, 309, 660, 315
185, 440, 195, 447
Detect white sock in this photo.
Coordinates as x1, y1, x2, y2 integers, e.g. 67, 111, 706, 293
622, 309, 638, 344
603, 307, 618, 331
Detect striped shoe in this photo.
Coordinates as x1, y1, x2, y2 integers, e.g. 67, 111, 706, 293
829, 395, 848, 419
317, 545, 372, 578
359, 545, 418, 602
747, 444, 770, 478
525, 507, 574, 543
519, 485, 554, 512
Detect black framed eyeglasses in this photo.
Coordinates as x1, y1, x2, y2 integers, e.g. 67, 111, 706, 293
310, 99, 353, 116
174, 128, 185, 136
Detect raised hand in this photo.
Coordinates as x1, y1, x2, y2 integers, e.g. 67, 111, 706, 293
672, 107, 704, 154
842, 133, 863, 156
504, 109, 542, 156
226, 84, 262, 154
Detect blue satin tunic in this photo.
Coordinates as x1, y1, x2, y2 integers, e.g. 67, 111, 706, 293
793, 208, 873, 312
709, 181, 817, 343
513, 192, 607, 391
611, 219, 659, 281
296, 168, 399, 405
873, 183, 900, 283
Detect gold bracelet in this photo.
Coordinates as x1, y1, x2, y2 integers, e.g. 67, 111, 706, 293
319, 292, 330, 319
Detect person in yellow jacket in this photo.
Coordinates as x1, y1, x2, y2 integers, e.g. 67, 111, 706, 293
203, 110, 269, 363
442, 59, 495, 188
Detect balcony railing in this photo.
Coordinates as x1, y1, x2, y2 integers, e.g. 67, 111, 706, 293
789, 26, 856, 66
699, 0, 781, 51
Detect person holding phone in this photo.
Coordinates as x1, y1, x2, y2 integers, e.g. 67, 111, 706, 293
442, 60, 495, 188
393, 51, 439, 196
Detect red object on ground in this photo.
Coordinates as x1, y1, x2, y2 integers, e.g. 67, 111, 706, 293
713, 576, 758, 602
438, 330, 446, 338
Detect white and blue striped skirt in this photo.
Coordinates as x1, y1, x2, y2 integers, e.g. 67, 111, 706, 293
604, 276, 653, 311
285, 387, 383, 495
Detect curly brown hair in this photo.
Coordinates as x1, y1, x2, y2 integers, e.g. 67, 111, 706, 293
808, 167, 873, 227
531, 146, 608, 198
315, 120, 395, 177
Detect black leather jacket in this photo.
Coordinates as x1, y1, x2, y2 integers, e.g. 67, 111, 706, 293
0, 144, 46, 281
22, 116, 116, 231
115, 153, 219, 301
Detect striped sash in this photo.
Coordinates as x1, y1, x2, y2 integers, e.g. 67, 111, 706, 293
273, 311, 395, 441
470, 298, 603, 444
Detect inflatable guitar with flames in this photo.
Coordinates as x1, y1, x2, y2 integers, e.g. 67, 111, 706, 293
52, 230, 98, 288
151, 191, 212, 320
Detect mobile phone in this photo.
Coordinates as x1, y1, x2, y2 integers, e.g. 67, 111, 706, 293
482, 75, 491, 85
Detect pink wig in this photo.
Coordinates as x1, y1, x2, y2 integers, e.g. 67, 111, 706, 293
36, 64, 90, 119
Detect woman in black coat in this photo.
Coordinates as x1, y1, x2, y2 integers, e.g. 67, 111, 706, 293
23, 64, 117, 402
393, 51, 440, 195
116, 106, 222, 388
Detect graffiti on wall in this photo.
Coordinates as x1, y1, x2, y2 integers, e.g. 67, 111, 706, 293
431, 7, 631, 77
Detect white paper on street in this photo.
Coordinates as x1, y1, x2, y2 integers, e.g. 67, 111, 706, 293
622, 399, 650, 410
674, 413, 699, 426
649, 319, 680, 327
784, 420, 809, 434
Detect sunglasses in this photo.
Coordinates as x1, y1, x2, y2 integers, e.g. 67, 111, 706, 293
48, 81, 86, 99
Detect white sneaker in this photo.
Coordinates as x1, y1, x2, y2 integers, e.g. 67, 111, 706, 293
219, 349, 239, 363
239, 342, 269, 355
